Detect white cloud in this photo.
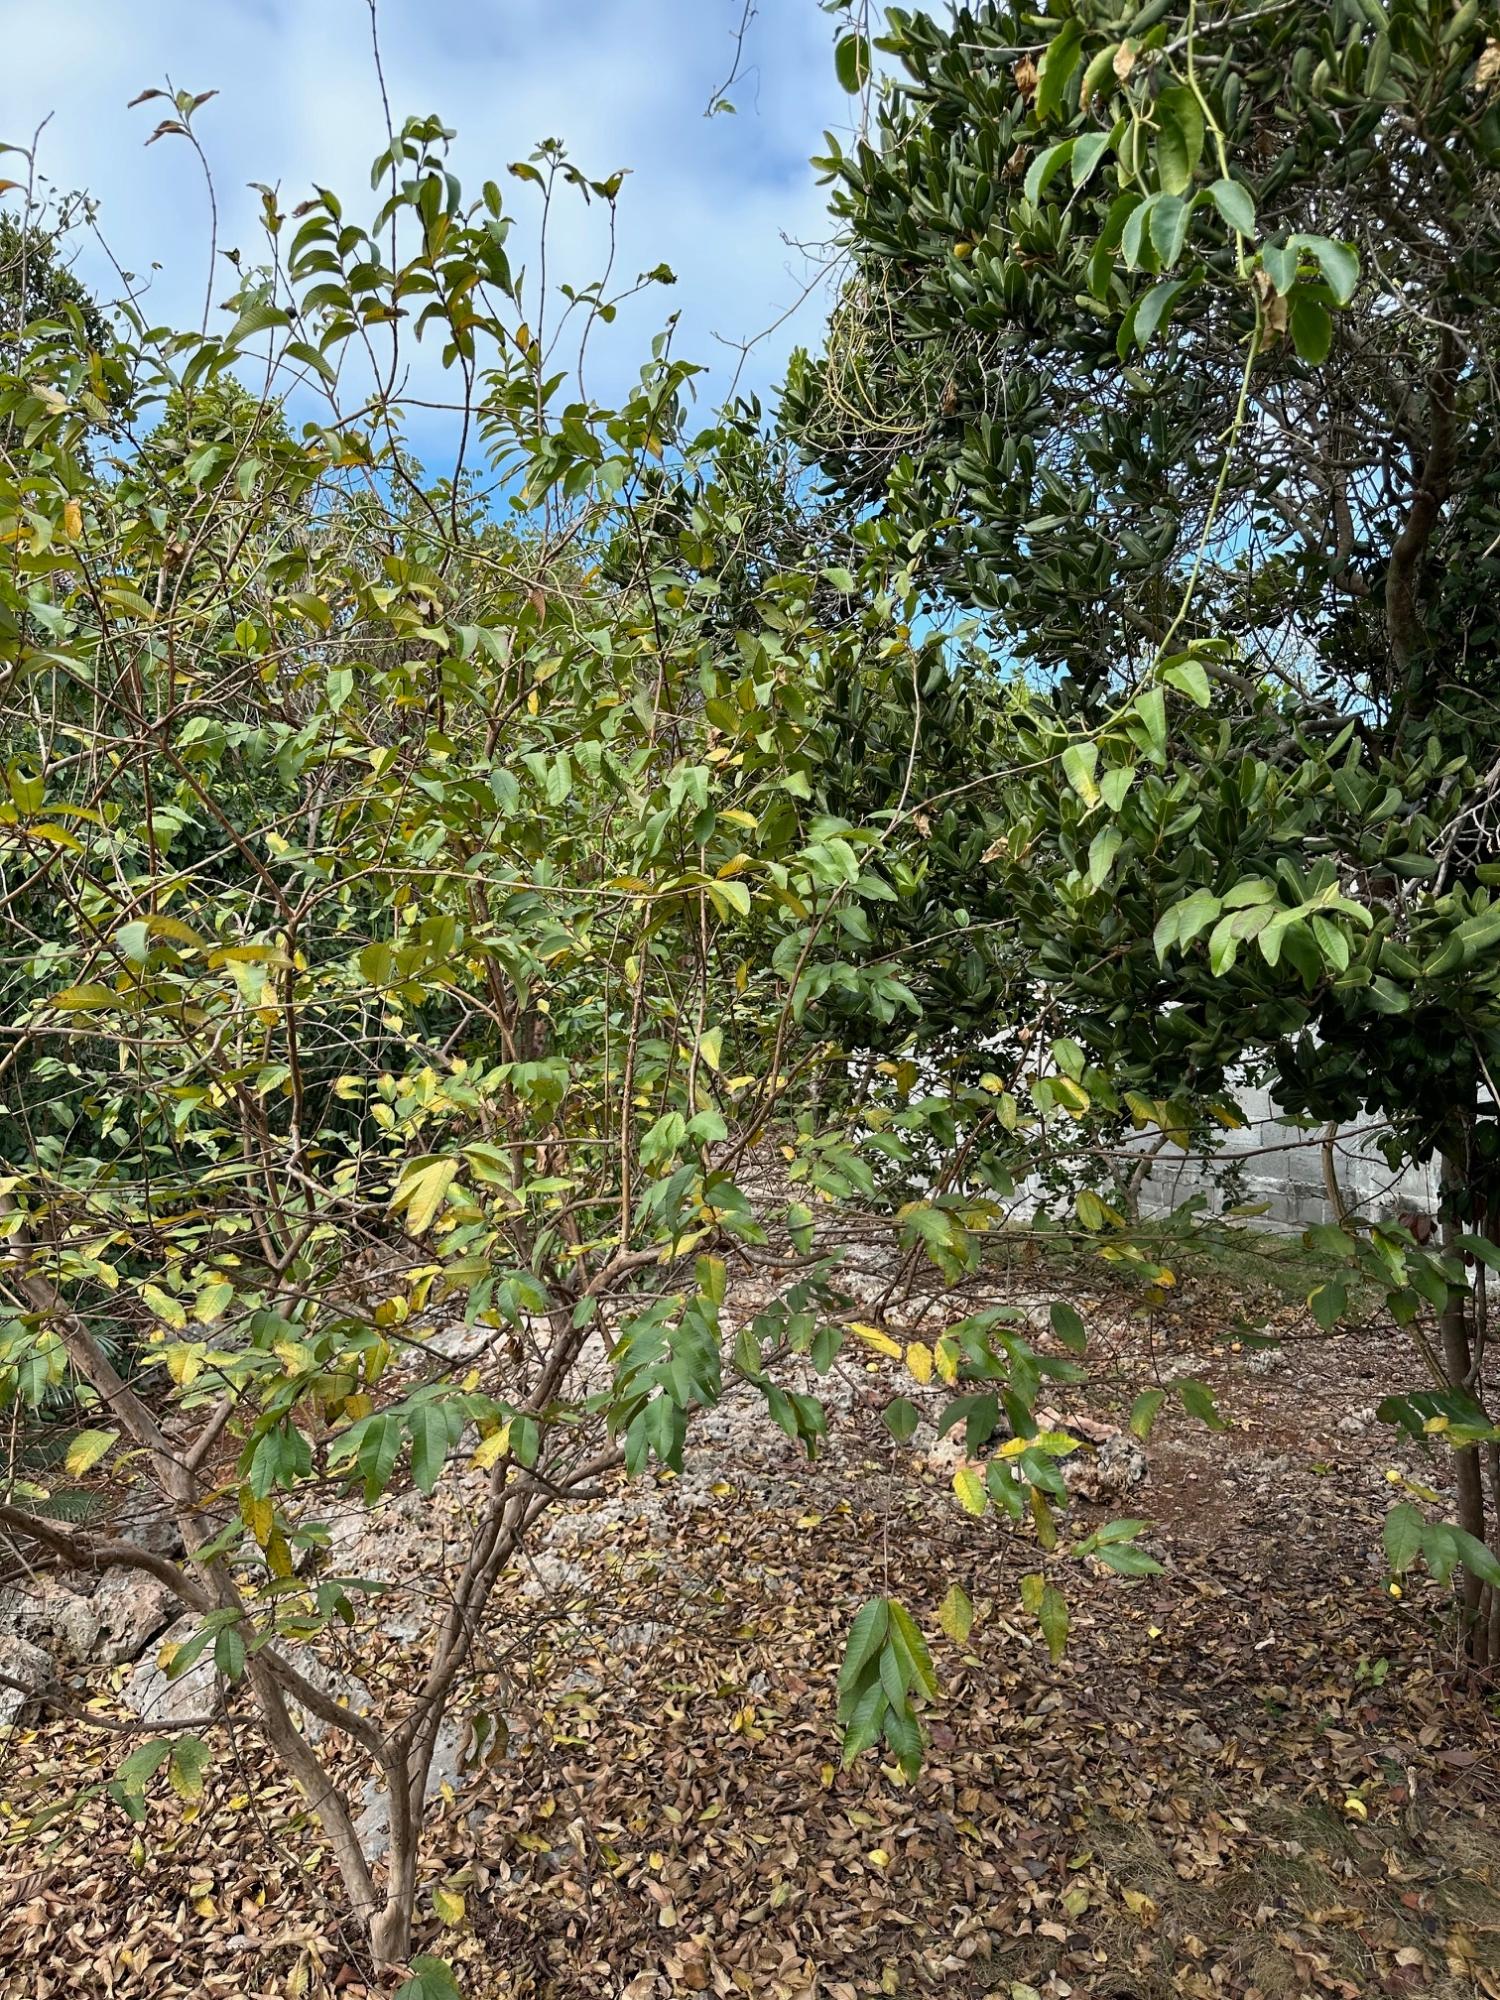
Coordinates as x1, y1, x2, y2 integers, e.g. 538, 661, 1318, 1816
1, 0, 852, 451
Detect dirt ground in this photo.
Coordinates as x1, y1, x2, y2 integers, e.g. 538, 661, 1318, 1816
2, 1229, 1498, 2000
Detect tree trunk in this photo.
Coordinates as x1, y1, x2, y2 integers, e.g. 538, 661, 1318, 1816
1440, 1152, 1491, 1665
1319, 1122, 1348, 1226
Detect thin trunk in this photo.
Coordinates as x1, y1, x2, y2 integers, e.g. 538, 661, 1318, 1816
1440, 1153, 1489, 1658
1319, 1122, 1348, 1226
1124, 1132, 1169, 1225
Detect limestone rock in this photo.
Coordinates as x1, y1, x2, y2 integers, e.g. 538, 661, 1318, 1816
0, 1630, 52, 1728
119, 1614, 222, 1728
0, 1577, 101, 1662
92, 1568, 180, 1664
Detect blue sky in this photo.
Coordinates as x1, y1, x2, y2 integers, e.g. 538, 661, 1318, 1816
0, 0, 855, 459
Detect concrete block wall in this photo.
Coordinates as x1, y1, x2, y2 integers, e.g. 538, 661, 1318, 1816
1132, 1084, 1439, 1230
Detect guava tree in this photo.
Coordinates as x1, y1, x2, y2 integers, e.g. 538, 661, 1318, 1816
784, 0, 1500, 1656
0, 101, 1161, 1983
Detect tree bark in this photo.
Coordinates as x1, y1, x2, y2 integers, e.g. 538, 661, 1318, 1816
1385, 329, 1459, 687
1440, 1153, 1489, 1658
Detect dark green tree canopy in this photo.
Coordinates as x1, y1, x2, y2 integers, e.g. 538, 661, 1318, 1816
785, 0, 1500, 711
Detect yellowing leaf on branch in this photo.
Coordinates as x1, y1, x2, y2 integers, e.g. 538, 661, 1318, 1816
904, 1341, 934, 1384
938, 1582, 974, 1643
851, 1321, 902, 1360
431, 1885, 466, 1925
140, 1283, 187, 1330
471, 1424, 511, 1470
391, 1156, 458, 1236
953, 1465, 987, 1517
64, 1428, 117, 1476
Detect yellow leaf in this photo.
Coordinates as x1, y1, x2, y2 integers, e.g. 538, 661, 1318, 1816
998, 1428, 1081, 1460
64, 1428, 117, 1477
934, 1337, 959, 1385
392, 1156, 458, 1236
1122, 1887, 1157, 1922
851, 1322, 902, 1360
163, 1342, 203, 1385
431, 1885, 466, 1925
471, 1423, 511, 1470
938, 1582, 973, 1643
953, 1465, 987, 1517
905, 1341, 933, 1385
62, 499, 83, 539
193, 1281, 234, 1324
141, 1283, 187, 1330
242, 1490, 273, 1548
868, 1847, 890, 1867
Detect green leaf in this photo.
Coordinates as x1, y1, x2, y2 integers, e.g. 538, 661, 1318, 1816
1093, 1542, 1163, 1576
396, 1959, 462, 2000
1133, 276, 1192, 350
1086, 824, 1122, 889
1129, 1388, 1165, 1440
1260, 237, 1299, 295
1291, 292, 1333, 364
214, 1627, 246, 1681
1025, 140, 1076, 207
1154, 85, 1204, 196
1161, 658, 1212, 708
1383, 1502, 1424, 1576
1448, 1524, 1500, 1588
1036, 18, 1085, 121
116, 1738, 172, 1791
1148, 194, 1191, 269
1049, 1302, 1088, 1354
835, 32, 870, 93
1301, 234, 1359, 306
1072, 126, 1117, 190
1020, 1573, 1069, 1661
1133, 685, 1167, 753
1207, 177, 1256, 235
167, 1735, 212, 1801
1308, 1280, 1346, 1330
1176, 1378, 1228, 1431
887, 1599, 939, 1701
1060, 741, 1100, 807
882, 1395, 920, 1443
838, 1596, 890, 1701
407, 1403, 454, 1495
357, 1412, 403, 1500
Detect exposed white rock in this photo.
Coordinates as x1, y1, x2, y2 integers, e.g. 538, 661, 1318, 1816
0, 1630, 52, 1728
